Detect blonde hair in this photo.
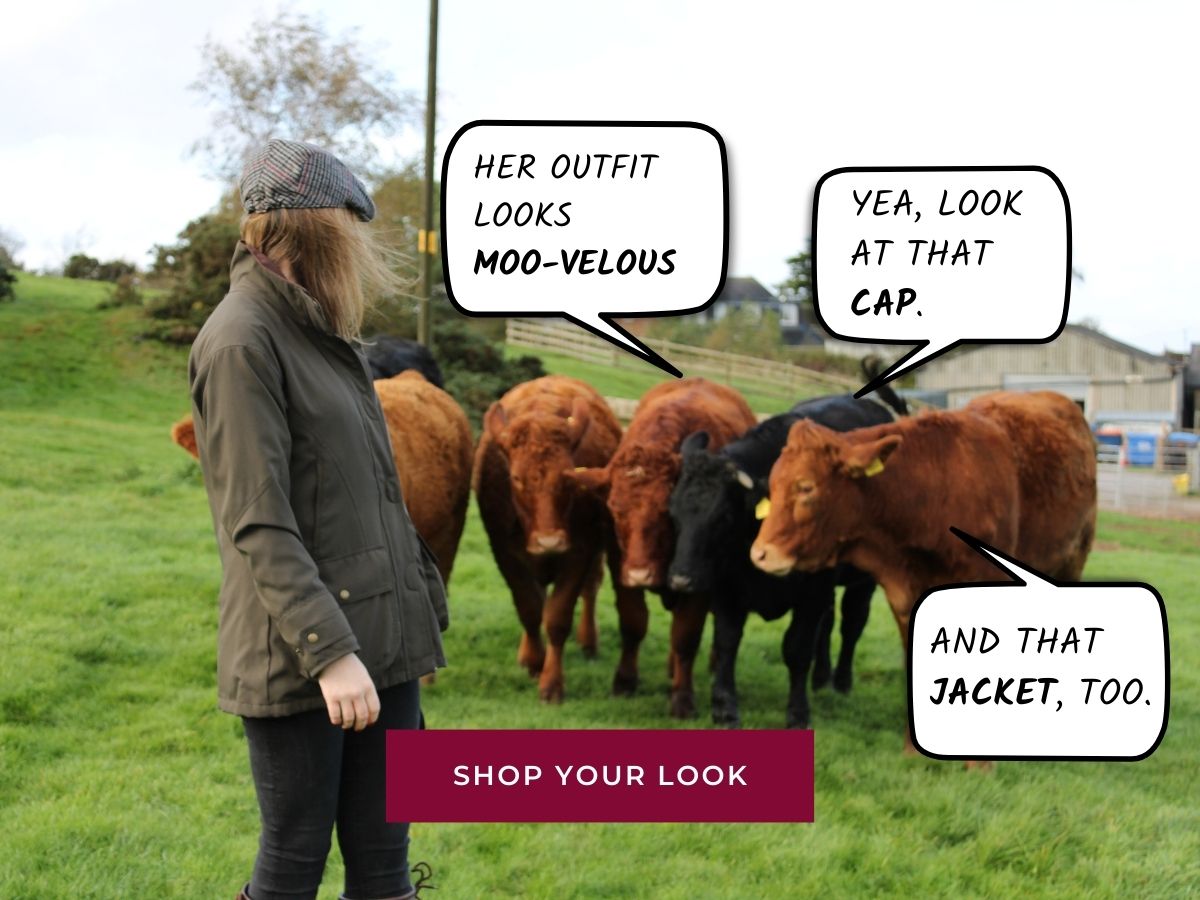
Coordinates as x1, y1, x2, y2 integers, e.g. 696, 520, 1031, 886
240, 207, 408, 340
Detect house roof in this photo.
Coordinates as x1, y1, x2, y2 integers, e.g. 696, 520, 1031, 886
716, 276, 776, 305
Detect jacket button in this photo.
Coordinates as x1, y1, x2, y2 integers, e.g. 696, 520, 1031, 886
307, 632, 319, 643
339, 589, 350, 600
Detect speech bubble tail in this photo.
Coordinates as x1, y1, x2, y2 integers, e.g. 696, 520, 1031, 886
565, 313, 683, 378
854, 340, 959, 399
949, 527, 1057, 588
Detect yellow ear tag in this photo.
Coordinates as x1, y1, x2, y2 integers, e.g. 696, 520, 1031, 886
574, 466, 587, 472
864, 458, 885, 477
755, 497, 772, 520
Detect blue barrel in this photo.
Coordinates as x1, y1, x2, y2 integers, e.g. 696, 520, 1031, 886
1126, 433, 1158, 466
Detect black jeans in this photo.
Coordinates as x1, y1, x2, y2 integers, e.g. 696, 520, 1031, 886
242, 679, 421, 900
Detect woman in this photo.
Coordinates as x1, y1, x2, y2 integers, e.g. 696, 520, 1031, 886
187, 139, 446, 900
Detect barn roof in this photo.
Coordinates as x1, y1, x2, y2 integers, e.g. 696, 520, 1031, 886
928, 324, 1170, 366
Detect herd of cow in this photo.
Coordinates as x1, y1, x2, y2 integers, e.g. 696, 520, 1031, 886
173, 337, 1098, 752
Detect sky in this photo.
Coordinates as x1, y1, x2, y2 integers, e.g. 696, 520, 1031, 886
2, 0, 1197, 355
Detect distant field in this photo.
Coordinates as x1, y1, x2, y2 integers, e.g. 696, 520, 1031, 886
1, 273, 1197, 898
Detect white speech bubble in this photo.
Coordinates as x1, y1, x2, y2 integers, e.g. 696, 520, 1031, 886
812, 167, 1072, 396
441, 121, 729, 376
908, 530, 1169, 761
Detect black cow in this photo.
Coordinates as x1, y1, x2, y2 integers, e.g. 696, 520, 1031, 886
361, 334, 445, 387
667, 385, 906, 728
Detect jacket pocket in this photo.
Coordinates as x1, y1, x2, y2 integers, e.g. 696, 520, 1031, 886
414, 532, 450, 632
314, 544, 401, 671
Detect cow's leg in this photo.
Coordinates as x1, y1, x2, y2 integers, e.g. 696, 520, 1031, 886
882, 585, 917, 755
710, 603, 748, 728
612, 585, 647, 695
834, 577, 874, 694
539, 549, 593, 704
782, 594, 828, 729
608, 541, 648, 696
666, 591, 708, 719
575, 553, 603, 658
810, 604, 835, 691
492, 543, 547, 677
790, 569, 836, 709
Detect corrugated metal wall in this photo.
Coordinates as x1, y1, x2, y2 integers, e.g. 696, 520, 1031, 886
915, 328, 1180, 420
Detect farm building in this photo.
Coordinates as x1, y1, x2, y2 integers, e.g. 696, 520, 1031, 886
696, 277, 823, 346
1183, 343, 1200, 430
910, 324, 1186, 427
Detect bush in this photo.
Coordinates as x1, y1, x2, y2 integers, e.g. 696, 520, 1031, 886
97, 274, 144, 310
144, 195, 241, 334
432, 317, 545, 430
95, 259, 137, 282
63, 254, 138, 283
0, 262, 15, 302
64, 253, 101, 280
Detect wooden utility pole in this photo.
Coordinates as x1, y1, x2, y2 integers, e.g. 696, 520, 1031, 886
417, 0, 439, 347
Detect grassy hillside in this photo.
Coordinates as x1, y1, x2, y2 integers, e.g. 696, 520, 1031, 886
508, 347, 815, 415
1, 273, 1197, 898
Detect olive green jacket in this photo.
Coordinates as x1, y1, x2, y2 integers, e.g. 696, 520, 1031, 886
188, 242, 448, 717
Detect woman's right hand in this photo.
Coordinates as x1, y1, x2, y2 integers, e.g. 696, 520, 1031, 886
316, 653, 380, 731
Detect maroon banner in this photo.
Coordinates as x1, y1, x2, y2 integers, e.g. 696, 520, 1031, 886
386, 729, 814, 823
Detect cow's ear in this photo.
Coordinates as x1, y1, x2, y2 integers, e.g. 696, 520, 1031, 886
563, 466, 611, 499
566, 396, 592, 449
680, 430, 710, 456
483, 402, 508, 440
171, 415, 199, 460
840, 435, 903, 479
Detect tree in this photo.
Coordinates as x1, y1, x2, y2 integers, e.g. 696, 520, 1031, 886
778, 244, 814, 316
705, 306, 785, 358
0, 263, 15, 302
189, 10, 418, 181
360, 162, 442, 334
64, 254, 101, 280
0, 227, 23, 270
63, 253, 138, 283
146, 192, 243, 334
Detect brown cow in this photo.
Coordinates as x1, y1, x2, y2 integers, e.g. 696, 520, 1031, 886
171, 370, 473, 585
566, 378, 758, 718
750, 391, 1097, 752
473, 375, 627, 703
374, 371, 474, 582
964, 391, 1097, 579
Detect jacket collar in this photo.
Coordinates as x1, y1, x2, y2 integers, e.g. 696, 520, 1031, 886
228, 240, 334, 335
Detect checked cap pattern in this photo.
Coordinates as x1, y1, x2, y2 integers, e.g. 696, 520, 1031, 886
239, 139, 376, 222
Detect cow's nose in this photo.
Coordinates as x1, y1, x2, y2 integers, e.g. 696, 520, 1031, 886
625, 567, 653, 587
669, 573, 693, 592
751, 541, 794, 576
533, 531, 568, 553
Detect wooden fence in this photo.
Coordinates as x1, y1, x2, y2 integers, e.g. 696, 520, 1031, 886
505, 318, 859, 399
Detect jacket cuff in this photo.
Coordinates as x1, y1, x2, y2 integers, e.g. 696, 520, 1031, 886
282, 602, 361, 680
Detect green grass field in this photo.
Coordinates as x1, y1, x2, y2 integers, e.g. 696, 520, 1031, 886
1, 274, 1197, 898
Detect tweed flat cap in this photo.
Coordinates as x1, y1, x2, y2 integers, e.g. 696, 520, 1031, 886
239, 139, 376, 222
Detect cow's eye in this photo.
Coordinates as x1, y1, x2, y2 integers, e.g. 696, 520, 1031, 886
795, 481, 815, 495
